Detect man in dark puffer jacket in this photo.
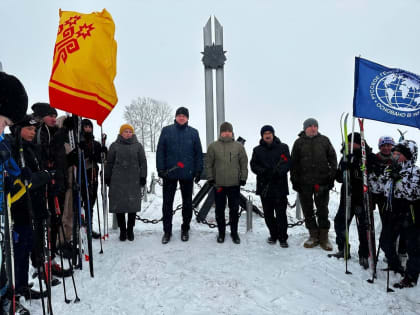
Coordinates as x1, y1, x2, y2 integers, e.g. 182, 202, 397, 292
156, 107, 203, 244
291, 118, 337, 251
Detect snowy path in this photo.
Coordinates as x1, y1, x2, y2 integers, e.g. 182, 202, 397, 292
26, 188, 419, 315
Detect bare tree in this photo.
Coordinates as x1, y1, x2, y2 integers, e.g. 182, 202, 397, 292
123, 97, 173, 151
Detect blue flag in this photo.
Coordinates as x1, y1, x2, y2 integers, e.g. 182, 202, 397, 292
353, 57, 420, 128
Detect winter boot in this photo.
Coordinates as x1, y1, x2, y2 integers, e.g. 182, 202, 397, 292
393, 274, 417, 289
119, 226, 127, 242
267, 236, 276, 245
303, 230, 319, 248
51, 261, 73, 278
127, 226, 134, 241
22, 287, 48, 300
162, 233, 171, 244
318, 229, 333, 251
279, 240, 289, 248
15, 297, 30, 315
359, 256, 369, 269
328, 247, 351, 259
217, 232, 225, 243
231, 233, 241, 244
181, 229, 189, 242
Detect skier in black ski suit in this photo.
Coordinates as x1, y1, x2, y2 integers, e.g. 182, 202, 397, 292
332, 133, 378, 269
370, 140, 420, 288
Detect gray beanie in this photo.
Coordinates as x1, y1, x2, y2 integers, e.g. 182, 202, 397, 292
303, 118, 318, 130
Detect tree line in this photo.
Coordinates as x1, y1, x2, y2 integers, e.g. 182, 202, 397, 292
123, 97, 174, 152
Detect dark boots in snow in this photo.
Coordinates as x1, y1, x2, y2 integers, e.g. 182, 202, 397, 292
304, 230, 319, 248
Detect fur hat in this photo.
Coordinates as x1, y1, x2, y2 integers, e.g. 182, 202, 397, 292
220, 122, 233, 134
303, 118, 318, 130
0, 72, 28, 123
393, 140, 417, 163
175, 107, 189, 118
31, 102, 57, 118
119, 123, 134, 135
260, 125, 275, 137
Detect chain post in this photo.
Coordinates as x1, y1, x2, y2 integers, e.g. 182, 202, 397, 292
150, 172, 156, 194
246, 195, 253, 232
142, 185, 148, 202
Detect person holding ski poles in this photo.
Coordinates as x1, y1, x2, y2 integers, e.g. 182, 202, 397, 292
250, 125, 291, 247
291, 118, 337, 251
79, 118, 106, 239
105, 124, 147, 242
31, 102, 71, 278
206, 122, 248, 244
156, 107, 203, 244
331, 133, 378, 268
370, 140, 420, 289
5, 115, 53, 314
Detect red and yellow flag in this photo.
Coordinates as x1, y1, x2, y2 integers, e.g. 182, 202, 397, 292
49, 9, 118, 125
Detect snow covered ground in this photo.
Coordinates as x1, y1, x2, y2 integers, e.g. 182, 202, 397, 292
24, 153, 419, 315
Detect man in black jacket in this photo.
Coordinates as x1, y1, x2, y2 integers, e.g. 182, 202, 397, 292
32, 102, 70, 276
251, 125, 291, 247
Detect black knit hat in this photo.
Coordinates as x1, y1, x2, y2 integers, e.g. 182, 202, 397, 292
31, 102, 57, 118
0, 72, 28, 123
10, 114, 40, 135
220, 122, 233, 134
82, 118, 93, 128
260, 125, 275, 137
175, 107, 189, 118
347, 132, 361, 145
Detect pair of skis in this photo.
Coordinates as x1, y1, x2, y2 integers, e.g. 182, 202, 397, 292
335, 114, 376, 280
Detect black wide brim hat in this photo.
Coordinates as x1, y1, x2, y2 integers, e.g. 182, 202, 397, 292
0, 72, 28, 123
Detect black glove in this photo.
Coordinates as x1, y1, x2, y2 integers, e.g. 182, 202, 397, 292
20, 167, 32, 183
240, 180, 246, 186
208, 179, 215, 186
140, 177, 146, 186
389, 163, 402, 182
194, 173, 201, 184
0, 150, 10, 164
63, 116, 75, 131
158, 170, 167, 179
67, 148, 78, 166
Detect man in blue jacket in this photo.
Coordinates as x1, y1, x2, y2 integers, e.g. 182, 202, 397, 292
156, 107, 203, 244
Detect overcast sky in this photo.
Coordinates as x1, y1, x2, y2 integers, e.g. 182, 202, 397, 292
1, 0, 420, 159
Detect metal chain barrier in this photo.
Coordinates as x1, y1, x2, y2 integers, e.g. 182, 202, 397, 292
138, 180, 305, 229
